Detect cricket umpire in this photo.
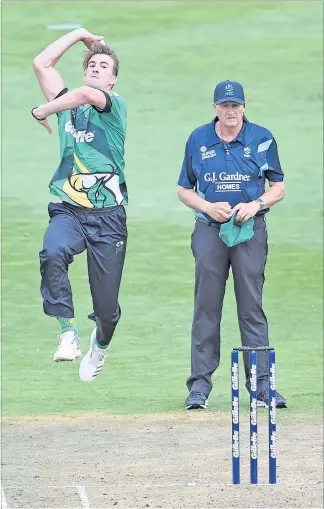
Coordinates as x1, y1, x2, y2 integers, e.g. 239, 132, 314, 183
178, 80, 287, 410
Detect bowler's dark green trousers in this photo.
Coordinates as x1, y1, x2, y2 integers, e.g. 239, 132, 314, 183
40, 202, 127, 346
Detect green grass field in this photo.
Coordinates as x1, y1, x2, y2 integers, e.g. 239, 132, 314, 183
2, 1, 323, 417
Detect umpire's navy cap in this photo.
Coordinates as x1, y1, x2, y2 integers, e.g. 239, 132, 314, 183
213, 80, 245, 105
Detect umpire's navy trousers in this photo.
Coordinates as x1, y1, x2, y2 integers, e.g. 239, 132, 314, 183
187, 215, 270, 396
40, 202, 127, 346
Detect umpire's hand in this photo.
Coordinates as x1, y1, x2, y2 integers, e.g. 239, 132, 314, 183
231, 201, 260, 222
205, 201, 232, 222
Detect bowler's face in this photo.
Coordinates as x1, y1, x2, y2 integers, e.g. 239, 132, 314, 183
84, 54, 117, 90
214, 102, 245, 128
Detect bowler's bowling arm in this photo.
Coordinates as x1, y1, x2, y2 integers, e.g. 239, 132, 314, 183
32, 29, 86, 101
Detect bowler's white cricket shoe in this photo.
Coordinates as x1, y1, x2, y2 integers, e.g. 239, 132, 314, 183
53, 331, 81, 362
79, 327, 108, 382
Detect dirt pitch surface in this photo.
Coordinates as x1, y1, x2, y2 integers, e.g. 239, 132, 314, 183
1, 412, 323, 509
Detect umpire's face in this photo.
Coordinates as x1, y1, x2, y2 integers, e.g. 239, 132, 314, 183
213, 102, 245, 128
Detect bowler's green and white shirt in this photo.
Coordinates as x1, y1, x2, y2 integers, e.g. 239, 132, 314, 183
49, 89, 127, 208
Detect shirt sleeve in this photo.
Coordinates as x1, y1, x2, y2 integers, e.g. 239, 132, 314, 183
55, 88, 69, 120
92, 90, 112, 113
177, 137, 197, 188
92, 93, 127, 132
93, 92, 126, 118
264, 138, 284, 182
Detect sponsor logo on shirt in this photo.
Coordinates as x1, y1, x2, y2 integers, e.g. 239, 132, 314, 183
65, 120, 95, 143
244, 146, 251, 158
204, 171, 251, 192
200, 146, 216, 160
204, 172, 251, 183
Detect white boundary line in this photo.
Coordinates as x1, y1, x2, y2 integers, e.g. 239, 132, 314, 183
1, 481, 322, 489
1, 483, 9, 509
77, 485, 92, 509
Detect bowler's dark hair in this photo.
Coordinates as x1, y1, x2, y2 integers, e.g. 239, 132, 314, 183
83, 42, 119, 77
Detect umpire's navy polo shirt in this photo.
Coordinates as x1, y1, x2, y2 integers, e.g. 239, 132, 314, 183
178, 117, 284, 221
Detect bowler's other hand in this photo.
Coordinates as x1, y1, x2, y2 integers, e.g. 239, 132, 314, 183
37, 117, 52, 134
31, 108, 52, 134
231, 201, 260, 222
205, 201, 232, 223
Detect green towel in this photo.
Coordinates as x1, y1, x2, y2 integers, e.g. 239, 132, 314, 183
219, 212, 255, 247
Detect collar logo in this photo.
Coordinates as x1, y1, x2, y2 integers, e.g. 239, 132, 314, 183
200, 146, 207, 153
244, 146, 251, 158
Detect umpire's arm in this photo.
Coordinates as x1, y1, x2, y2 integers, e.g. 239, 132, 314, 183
258, 181, 286, 208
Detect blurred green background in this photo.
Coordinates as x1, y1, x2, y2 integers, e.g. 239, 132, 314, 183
2, 1, 323, 416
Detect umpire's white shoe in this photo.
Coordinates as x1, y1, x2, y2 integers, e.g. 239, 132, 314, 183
79, 327, 108, 382
53, 331, 81, 362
